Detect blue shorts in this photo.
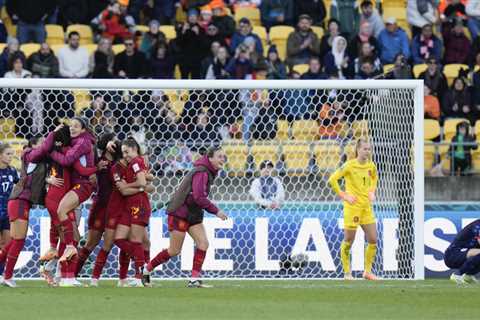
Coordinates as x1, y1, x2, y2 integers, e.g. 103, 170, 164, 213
0, 215, 10, 231
444, 245, 468, 269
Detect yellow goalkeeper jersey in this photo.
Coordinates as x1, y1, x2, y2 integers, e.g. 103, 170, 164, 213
328, 159, 378, 208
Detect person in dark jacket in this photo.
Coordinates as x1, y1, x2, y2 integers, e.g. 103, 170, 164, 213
286, 14, 321, 66
143, 147, 228, 288
266, 45, 287, 79
90, 37, 115, 78
443, 18, 471, 65
57, 0, 89, 28
113, 37, 150, 78
211, 1, 236, 39
411, 23, 443, 64
26, 43, 59, 78
448, 121, 478, 176
294, 0, 326, 26
418, 57, 448, 100
230, 18, 263, 57
260, 0, 294, 29
442, 77, 473, 122
301, 56, 327, 79
151, 42, 175, 79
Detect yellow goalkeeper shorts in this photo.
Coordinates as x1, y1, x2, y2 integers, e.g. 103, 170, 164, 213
343, 205, 376, 230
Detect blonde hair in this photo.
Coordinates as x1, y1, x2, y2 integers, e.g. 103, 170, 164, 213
0, 143, 11, 154
355, 138, 369, 158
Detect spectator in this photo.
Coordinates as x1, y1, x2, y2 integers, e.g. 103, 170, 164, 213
139, 19, 167, 60
266, 45, 287, 79
441, 0, 467, 29
154, 0, 177, 25
199, 5, 213, 31
249, 160, 285, 209
286, 14, 321, 66
242, 36, 263, 65
205, 22, 228, 48
6, 0, 55, 44
318, 100, 345, 139
82, 95, 111, 134
4, 53, 31, 78
0, 38, 25, 77
467, 0, 480, 40
448, 121, 477, 175
90, 37, 115, 78
252, 100, 278, 140
211, 0, 236, 39
26, 43, 59, 78
355, 59, 381, 79
113, 37, 149, 78
294, 0, 326, 26
472, 64, 480, 115
58, 31, 90, 78
348, 22, 378, 61
443, 18, 471, 64
424, 84, 441, 120
230, 18, 263, 57
231, 0, 262, 9
188, 110, 220, 150
0, 17, 8, 43
226, 43, 253, 79
260, 0, 294, 29
161, 141, 194, 173
407, 0, 438, 38
411, 24, 443, 64
151, 43, 175, 79
201, 41, 221, 78
442, 77, 473, 121
319, 19, 342, 60
206, 46, 231, 79
377, 17, 411, 64
359, 0, 384, 38
91, 0, 135, 44
157, 105, 182, 142
57, 0, 89, 28
330, 0, 359, 39
323, 36, 352, 79
418, 57, 448, 99
386, 53, 413, 79
177, 9, 209, 79
353, 42, 382, 76
301, 56, 327, 79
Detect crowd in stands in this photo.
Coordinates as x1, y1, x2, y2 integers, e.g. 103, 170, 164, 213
1, 0, 480, 175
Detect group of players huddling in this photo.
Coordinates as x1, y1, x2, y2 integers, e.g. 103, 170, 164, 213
0, 117, 227, 288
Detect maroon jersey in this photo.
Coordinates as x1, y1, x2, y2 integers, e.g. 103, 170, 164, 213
106, 161, 128, 217
92, 154, 114, 208
124, 156, 149, 209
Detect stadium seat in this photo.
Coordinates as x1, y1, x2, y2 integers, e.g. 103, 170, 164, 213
0, 43, 6, 53
269, 25, 295, 61
313, 142, 341, 171
135, 25, 149, 33
383, 64, 394, 74
276, 120, 289, 141
424, 144, 436, 171
443, 118, 469, 142
311, 26, 324, 40
45, 24, 65, 45
223, 141, 248, 173
66, 24, 93, 45
84, 44, 97, 55
472, 148, 480, 171
397, 20, 412, 39
0, 118, 16, 139
424, 119, 440, 140
383, 7, 407, 22
163, 89, 187, 116
159, 25, 177, 42
292, 120, 318, 141
443, 64, 469, 86
351, 120, 369, 138
252, 26, 268, 49
438, 144, 451, 172
475, 120, 480, 139
251, 143, 279, 169
282, 144, 311, 174
73, 90, 91, 115
292, 64, 309, 75
413, 64, 427, 78
112, 44, 126, 55
20, 43, 40, 58
234, 7, 261, 26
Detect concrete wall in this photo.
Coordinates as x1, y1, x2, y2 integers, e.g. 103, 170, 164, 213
425, 177, 480, 201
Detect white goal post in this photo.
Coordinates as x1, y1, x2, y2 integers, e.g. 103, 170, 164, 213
0, 79, 424, 280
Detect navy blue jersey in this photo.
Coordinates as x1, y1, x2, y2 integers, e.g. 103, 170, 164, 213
0, 166, 19, 217
451, 219, 480, 249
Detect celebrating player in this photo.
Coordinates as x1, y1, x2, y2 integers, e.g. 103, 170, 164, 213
328, 138, 378, 281
445, 219, 480, 284
143, 146, 228, 288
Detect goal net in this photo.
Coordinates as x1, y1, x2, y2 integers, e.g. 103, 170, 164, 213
0, 79, 424, 280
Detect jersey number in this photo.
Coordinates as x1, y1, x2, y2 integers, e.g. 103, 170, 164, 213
2, 182, 10, 193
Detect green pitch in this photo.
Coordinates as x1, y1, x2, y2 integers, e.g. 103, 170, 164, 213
0, 280, 476, 320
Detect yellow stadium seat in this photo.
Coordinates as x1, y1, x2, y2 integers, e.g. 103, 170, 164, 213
282, 144, 311, 174
292, 120, 319, 141
73, 90, 92, 115
269, 25, 295, 61
174, 64, 181, 79
84, 44, 98, 55
223, 141, 248, 173
66, 24, 93, 45
443, 118, 469, 142
311, 26, 324, 40
383, 7, 406, 22
20, 43, 40, 58
136, 25, 149, 33
424, 144, 436, 171
472, 148, 480, 171
50, 44, 65, 56
413, 64, 427, 78
292, 64, 309, 75
424, 119, 440, 140
475, 120, 480, 138
383, 64, 394, 74
0, 43, 6, 53
252, 26, 268, 49
112, 44, 125, 55
313, 142, 341, 171
251, 143, 279, 169
0, 118, 16, 139
3, 138, 27, 170
276, 120, 289, 140
45, 24, 65, 45
234, 7, 261, 26
163, 89, 187, 116
438, 144, 451, 172
397, 20, 411, 39
443, 64, 469, 86
160, 25, 177, 42
351, 120, 369, 138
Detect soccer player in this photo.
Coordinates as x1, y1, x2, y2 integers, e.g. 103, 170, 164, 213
0, 136, 52, 287
444, 219, 480, 284
143, 146, 228, 288
0, 144, 19, 276
328, 138, 378, 280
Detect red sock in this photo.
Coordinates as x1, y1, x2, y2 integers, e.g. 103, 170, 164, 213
0, 240, 13, 262
60, 219, 74, 245
144, 249, 150, 264
119, 249, 130, 280
131, 242, 145, 279
75, 246, 92, 276
191, 249, 206, 279
4, 239, 25, 279
92, 249, 109, 279
115, 239, 133, 256
49, 223, 59, 249
58, 242, 67, 278
148, 249, 171, 272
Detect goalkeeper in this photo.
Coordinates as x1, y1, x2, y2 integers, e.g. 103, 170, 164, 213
328, 138, 378, 280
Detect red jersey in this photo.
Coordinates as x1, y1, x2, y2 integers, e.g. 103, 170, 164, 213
106, 160, 128, 213
124, 156, 149, 208
92, 154, 114, 208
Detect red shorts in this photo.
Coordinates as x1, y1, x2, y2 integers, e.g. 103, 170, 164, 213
88, 200, 107, 231
168, 215, 191, 232
106, 199, 126, 230
72, 182, 94, 204
45, 197, 61, 226
8, 199, 31, 222
119, 201, 151, 227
